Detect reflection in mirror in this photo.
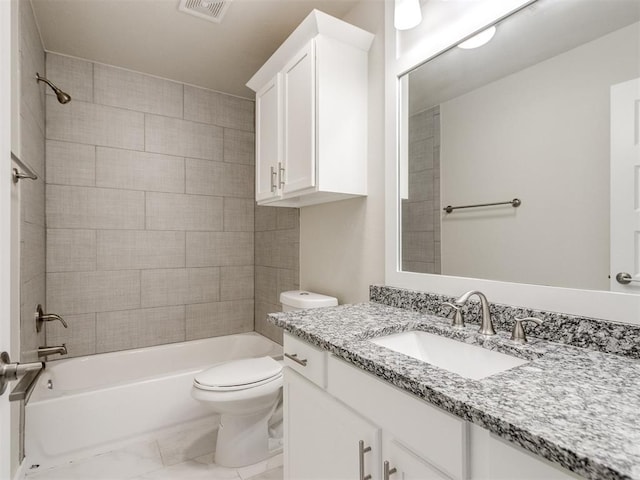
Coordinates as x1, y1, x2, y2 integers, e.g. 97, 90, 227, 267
400, 0, 640, 293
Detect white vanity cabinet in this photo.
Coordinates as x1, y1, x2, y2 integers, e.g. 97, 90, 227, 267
283, 333, 583, 480
247, 10, 374, 207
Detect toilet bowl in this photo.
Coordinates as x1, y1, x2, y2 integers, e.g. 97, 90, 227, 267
191, 356, 283, 467
192, 290, 337, 468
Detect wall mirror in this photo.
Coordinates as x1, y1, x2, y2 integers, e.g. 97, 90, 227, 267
398, 0, 640, 298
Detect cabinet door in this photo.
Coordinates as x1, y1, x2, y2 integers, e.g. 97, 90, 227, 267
383, 437, 451, 480
255, 75, 281, 202
285, 368, 380, 480
282, 40, 316, 195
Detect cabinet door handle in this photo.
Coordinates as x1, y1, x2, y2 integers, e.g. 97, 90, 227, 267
284, 352, 308, 366
383, 460, 397, 480
359, 440, 372, 480
278, 162, 285, 188
270, 166, 277, 193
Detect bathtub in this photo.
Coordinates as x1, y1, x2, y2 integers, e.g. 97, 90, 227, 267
25, 332, 282, 470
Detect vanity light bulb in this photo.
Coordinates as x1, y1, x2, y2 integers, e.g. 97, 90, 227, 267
395, 0, 422, 31
458, 26, 497, 49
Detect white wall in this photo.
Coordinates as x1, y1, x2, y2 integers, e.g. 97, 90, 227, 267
440, 22, 640, 291
299, 0, 385, 304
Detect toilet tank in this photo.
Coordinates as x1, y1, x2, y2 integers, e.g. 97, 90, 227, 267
280, 291, 338, 312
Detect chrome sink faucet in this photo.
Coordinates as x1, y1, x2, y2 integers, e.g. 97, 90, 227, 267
454, 290, 497, 335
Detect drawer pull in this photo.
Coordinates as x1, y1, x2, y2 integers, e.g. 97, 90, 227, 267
284, 352, 308, 366
359, 440, 372, 480
383, 460, 397, 480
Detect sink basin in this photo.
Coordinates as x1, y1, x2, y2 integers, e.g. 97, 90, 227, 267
369, 331, 528, 380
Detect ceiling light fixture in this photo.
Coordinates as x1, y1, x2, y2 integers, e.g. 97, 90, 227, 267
457, 26, 496, 49
394, 0, 422, 31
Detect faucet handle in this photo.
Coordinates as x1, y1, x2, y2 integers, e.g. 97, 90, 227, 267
35, 304, 68, 332
443, 302, 465, 328
511, 317, 543, 344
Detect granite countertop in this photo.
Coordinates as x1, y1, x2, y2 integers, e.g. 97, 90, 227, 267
269, 302, 640, 480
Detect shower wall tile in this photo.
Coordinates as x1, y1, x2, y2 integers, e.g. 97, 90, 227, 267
20, 0, 45, 76
20, 107, 45, 176
141, 267, 220, 308
19, 0, 47, 363
46, 185, 145, 229
223, 129, 255, 165
22, 177, 45, 226
96, 147, 184, 193
223, 198, 254, 232
253, 206, 299, 346
145, 192, 223, 231
96, 306, 185, 353
46, 140, 96, 186
185, 158, 224, 196
185, 161, 252, 198
185, 300, 254, 340
21, 273, 45, 361
145, 114, 223, 161
21, 222, 45, 283
254, 301, 283, 345
186, 232, 254, 267
46, 97, 144, 150
96, 230, 185, 270
221, 163, 254, 198
220, 266, 254, 300
184, 85, 254, 132
94, 64, 183, 118
46, 313, 97, 357
42, 58, 297, 356
21, 37, 46, 134
47, 229, 96, 272
47, 270, 141, 315
46, 54, 94, 103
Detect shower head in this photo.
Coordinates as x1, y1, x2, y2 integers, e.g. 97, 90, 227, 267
36, 73, 71, 104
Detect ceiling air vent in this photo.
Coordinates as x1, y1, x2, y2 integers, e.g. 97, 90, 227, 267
178, 0, 232, 23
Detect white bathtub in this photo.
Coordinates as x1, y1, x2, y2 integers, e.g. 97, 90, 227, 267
25, 332, 282, 470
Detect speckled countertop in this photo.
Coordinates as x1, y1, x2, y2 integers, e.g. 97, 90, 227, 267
269, 302, 640, 480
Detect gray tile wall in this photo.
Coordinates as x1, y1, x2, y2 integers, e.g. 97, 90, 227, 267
254, 207, 299, 344
45, 54, 257, 357
402, 106, 441, 274
20, 0, 46, 362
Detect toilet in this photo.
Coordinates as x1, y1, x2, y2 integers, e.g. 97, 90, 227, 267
191, 290, 338, 468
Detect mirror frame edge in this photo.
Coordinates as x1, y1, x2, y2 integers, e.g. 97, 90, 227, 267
383, 0, 640, 325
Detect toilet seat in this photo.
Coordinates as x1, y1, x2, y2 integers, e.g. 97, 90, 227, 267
193, 356, 283, 392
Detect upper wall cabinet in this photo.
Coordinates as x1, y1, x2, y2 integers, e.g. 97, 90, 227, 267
247, 10, 374, 207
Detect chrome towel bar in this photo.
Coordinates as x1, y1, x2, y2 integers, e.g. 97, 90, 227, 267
443, 198, 521, 214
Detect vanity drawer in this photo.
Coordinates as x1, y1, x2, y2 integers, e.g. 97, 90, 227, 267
283, 333, 327, 388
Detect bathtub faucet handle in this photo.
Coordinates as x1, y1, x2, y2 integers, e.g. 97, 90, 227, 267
35, 304, 68, 332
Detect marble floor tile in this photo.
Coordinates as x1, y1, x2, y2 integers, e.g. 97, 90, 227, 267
129, 460, 240, 480
156, 418, 218, 466
26, 441, 164, 480
246, 467, 283, 480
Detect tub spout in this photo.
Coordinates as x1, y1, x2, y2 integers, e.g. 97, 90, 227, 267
37, 344, 67, 358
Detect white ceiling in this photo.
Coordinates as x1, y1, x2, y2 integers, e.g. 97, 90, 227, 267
31, 0, 366, 98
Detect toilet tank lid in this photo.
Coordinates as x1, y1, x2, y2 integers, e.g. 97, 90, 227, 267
280, 290, 338, 309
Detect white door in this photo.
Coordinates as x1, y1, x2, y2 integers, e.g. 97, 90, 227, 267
256, 75, 281, 202
611, 78, 640, 292
1, 0, 20, 477
282, 40, 316, 195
